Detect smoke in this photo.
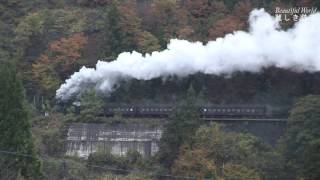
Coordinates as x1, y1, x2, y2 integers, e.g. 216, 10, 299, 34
56, 9, 320, 101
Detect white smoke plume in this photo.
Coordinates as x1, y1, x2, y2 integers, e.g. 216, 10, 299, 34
56, 9, 320, 101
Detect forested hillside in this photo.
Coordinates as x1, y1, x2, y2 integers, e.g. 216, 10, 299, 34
1, 0, 318, 105
1, 0, 320, 179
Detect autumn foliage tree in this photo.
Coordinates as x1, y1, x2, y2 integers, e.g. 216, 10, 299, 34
135, 31, 161, 54
32, 33, 87, 96
144, 0, 189, 46
208, 15, 245, 40
102, 1, 161, 56
208, 1, 251, 40
172, 123, 285, 180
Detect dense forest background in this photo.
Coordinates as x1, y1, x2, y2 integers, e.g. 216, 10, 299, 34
1, 0, 320, 179
1, 0, 319, 106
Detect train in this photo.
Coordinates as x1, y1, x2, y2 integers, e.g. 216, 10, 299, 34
101, 104, 270, 118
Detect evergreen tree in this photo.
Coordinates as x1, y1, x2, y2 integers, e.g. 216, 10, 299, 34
158, 85, 200, 169
282, 95, 320, 180
0, 61, 41, 179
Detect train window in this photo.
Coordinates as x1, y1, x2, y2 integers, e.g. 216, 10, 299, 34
130, 108, 133, 111
237, 109, 240, 113
227, 109, 230, 112
212, 109, 216, 112
222, 109, 225, 112
203, 108, 207, 112
252, 109, 255, 113
217, 109, 221, 112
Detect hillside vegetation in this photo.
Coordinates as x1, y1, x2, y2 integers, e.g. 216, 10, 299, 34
1, 0, 320, 179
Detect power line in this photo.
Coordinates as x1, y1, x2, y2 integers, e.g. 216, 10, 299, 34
0, 150, 36, 159
0, 149, 198, 180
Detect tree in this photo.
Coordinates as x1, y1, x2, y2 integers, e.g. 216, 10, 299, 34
15, 8, 94, 97
223, 164, 261, 180
0, 61, 41, 179
282, 95, 320, 179
39, 32, 87, 79
208, 0, 251, 41
145, 0, 188, 46
172, 123, 286, 180
136, 31, 161, 54
158, 85, 200, 168
76, 90, 104, 122
32, 33, 87, 96
31, 55, 60, 97
102, 1, 143, 56
185, 0, 227, 41
172, 145, 217, 179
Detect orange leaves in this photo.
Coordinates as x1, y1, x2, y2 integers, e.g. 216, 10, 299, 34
32, 55, 60, 96
208, 1, 252, 40
135, 31, 161, 54
32, 33, 87, 95
42, 32, 87, 76
208, 16, 246, 40
185, 0, 212, 18
172, 145, 217, 179
145, 0, 188, 41
48, 33, 88, 66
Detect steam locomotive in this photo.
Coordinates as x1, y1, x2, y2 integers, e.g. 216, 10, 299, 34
102, 104, 270, 118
